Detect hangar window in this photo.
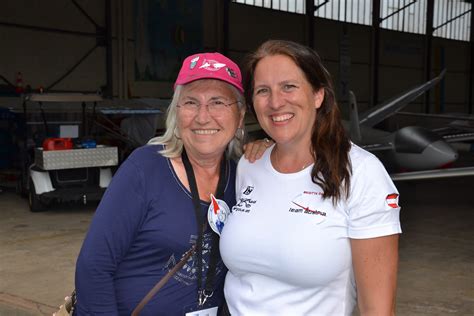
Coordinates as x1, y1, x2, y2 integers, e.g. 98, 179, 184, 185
380, 0, 427, 34
433, 0, 471, 42
380, 0, 471, 42
232, 0, 471, 42
313, 0, 372, 25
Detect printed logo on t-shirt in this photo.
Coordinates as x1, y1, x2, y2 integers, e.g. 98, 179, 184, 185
386, 193, 399, 208
288, 192, 326, 223
302, 190, 323, 196
243, 186, 254, 195
232, 197, 256, 213
232, 185, 257, 213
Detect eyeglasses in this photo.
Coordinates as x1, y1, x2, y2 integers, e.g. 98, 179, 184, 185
177, 99, 240, 115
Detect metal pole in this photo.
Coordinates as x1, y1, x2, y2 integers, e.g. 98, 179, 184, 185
82, 102, 86, 138
425, 0, 434, 113
470, 7, 473, 114
223, 0, 230, 55
215, 0, 225, 53
305, 0, 315, 48
105, 0, 113, 98
371, 0, 381, 107
117, 0, 123, 99
122, 0, 128, 99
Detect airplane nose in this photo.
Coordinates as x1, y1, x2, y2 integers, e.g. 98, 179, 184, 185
393, 126, 459, 170
427, 140, 458, 166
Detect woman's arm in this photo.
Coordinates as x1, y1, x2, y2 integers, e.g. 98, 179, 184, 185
351, 234, 399, 316
75, 158, 146, 314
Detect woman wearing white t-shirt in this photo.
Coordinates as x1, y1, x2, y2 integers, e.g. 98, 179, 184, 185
220, 40, 401, 316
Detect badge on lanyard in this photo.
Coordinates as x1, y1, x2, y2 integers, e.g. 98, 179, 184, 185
184, 306, 218, 316
207, 194, 230, 235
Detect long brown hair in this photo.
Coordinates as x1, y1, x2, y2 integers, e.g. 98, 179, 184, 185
245, 39, 352, 203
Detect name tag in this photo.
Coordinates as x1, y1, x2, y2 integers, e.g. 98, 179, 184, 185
185, 306, 218, 316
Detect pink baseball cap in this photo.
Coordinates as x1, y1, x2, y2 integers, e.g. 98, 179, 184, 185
174, 52, 243, 93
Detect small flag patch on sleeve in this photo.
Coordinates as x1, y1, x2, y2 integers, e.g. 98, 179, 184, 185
386, 193, 399, 208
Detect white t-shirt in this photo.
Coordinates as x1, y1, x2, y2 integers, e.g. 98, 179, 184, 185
220, 144, 401, 316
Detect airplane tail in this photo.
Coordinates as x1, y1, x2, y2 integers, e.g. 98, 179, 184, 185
358, 69, 446, 128
348, 90, 362, 142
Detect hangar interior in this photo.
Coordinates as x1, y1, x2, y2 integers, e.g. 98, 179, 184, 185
0, 1, 473, 315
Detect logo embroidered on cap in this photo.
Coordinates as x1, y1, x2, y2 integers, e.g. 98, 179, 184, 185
199, 59, 226, 71
386, 193, 399, 208
226, 67, 237, 78
190, 56, 199, 69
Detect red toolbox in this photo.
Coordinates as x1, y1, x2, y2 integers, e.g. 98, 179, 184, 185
42, 138, 73, 151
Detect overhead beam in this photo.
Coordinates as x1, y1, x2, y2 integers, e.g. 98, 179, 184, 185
0, 21, 97, 38
71, 0, 100, 29
315, 0, 329, 12
434, 8, 471, 30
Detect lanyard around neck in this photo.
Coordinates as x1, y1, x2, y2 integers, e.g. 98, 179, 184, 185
181, 148, 227, 306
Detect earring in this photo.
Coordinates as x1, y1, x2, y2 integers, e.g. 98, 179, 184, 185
174, 128, 181, 139
235, 128, 244, 141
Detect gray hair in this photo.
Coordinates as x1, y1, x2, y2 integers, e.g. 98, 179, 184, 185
148, 84, 246, 160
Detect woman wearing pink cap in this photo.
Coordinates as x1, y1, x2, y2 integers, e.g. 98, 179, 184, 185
74, 52, 268, 315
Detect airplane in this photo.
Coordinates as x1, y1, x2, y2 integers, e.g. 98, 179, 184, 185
247, 69, 474, 181
346, 70, 474, 180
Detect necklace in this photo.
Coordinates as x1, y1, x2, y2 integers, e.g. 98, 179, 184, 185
273, 148, 313, 173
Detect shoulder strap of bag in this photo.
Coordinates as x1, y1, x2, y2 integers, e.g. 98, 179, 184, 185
131, 245, 195, 316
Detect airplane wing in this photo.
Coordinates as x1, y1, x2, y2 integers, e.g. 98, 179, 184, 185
358, 69, 446, 128
360, 143, 393, 152
397, 112, 474, 137
443, 132, 474, 143
390, 166, 474, 181
397, 111, 474, 123
392, 112, 474, 144
429, 123, 474, 143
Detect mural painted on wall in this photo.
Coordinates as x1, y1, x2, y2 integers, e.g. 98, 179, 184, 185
134, 0, 203, 81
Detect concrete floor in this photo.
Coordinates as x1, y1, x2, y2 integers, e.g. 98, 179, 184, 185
0, 176, 473, 315
396, 177, 474, 315
0, 192, 95, 315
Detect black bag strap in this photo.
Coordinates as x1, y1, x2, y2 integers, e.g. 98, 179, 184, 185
131, 246, 195, 316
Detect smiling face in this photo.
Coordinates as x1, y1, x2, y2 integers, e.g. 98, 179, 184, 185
177, 79, 245, 161
252, 54, 324, 150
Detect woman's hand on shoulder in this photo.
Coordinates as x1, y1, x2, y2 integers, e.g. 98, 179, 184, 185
243, 138, 273, 163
